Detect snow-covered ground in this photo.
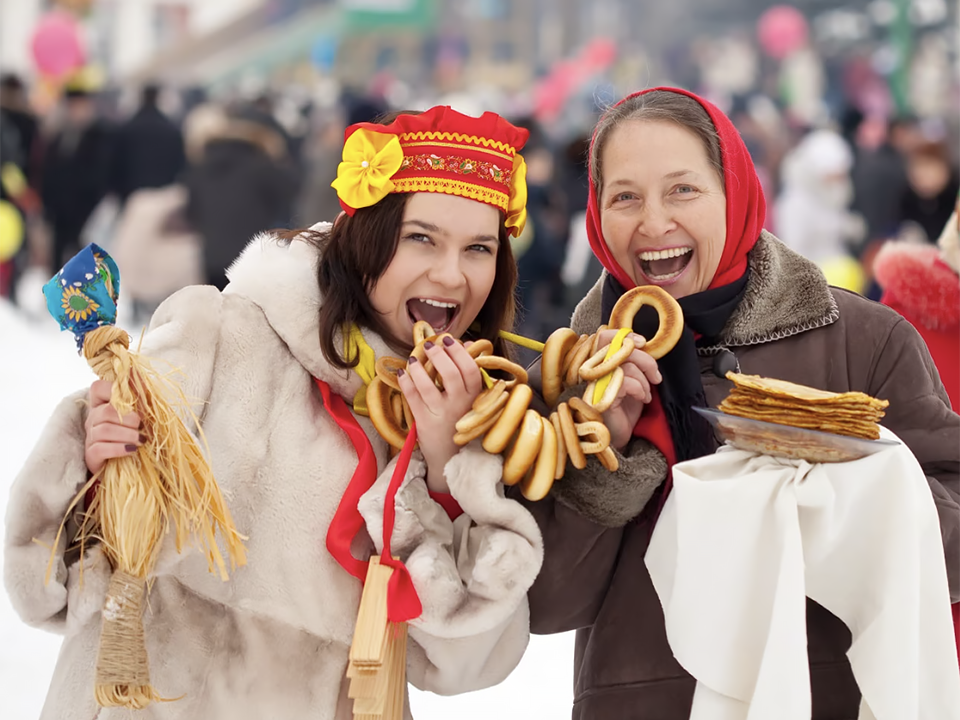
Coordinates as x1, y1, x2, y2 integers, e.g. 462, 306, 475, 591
0, 298, 574, 719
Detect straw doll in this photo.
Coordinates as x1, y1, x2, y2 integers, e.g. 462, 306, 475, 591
3, 106, 543, 720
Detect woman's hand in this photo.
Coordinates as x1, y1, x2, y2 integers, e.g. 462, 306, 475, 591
398, 337, 484, 494
589, 330, 662, 452
84, 380, 143, 475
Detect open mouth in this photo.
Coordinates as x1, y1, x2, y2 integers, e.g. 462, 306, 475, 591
637, 247, 693, 284
407, 297, 460, 334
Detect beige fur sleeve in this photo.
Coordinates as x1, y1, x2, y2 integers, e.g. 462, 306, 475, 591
358, 443, 543, 694
3, 286, 224, 634
3, 391, 112, 634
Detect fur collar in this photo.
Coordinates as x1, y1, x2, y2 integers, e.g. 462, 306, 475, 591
572, 231, 839, 351
222, 223, 395, 400
874, 241, 960, 330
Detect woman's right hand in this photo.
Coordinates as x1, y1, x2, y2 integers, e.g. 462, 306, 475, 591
589, 330, 662, 452
84, 380, 142, 475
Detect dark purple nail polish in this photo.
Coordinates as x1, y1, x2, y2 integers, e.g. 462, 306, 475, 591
139, 433, 147, 443
424, 341, 434, 350
408, 356, 418, 364
397, 369, 405, 378
442, 335, 455, 346
125, 444, 137, 452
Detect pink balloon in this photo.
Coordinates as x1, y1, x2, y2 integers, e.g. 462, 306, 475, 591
31, 11, 85, 77
757, 5, 808, 60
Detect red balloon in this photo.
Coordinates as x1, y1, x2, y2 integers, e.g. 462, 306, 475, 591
757, 5, 808, 60
31, 11, 85, 77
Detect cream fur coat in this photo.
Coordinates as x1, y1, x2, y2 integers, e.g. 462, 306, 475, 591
3, 228, 544, 720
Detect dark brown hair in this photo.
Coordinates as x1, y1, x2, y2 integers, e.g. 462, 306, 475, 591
282, 194, 518, 370
590, 90, 724, 194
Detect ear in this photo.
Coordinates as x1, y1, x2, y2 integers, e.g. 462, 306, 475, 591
334, 210, 347, 229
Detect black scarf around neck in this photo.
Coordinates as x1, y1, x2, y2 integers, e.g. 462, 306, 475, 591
600, 271, 750, 462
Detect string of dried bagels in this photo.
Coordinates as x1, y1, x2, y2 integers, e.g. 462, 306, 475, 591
365, 285, 684, 501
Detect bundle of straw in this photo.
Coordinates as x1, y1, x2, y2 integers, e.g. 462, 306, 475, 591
42, 245, 246, 709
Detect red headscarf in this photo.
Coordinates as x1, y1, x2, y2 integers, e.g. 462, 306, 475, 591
586, 86, 767, 293
585, 87, 767, 469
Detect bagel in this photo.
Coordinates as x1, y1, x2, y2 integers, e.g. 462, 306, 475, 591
542, 328, 579, 407
454, 407, 504, 445
482, 384, 533, 454
557, 402, 586, 470
412, 321, 436, 346
596, 446, 619, 472
563, 334, 594, 387
583, 366, 624, 413
475, 355, 528, 388
466, 339, 494, 359
456, 387, 509, 434
375, 356, 406, 391
549, 411, 567, 480
520, 416, 558, 501
472, 379, 508, 416
568, 396, 602, 423
576, 421, 611, 454
502, 409, 545, 486
401, 395, 414, 433
366, 377, 407, 450
578, 337, 636, 382
607, 285, 683, 360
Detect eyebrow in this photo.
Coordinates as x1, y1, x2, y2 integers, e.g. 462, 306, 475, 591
402, 219, 498, 245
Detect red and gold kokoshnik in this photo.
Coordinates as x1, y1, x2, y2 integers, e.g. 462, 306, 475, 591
331, 105, 530, 237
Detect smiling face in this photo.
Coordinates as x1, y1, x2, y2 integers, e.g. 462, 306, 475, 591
368, 192, 501, 345
599, 119, 727, 299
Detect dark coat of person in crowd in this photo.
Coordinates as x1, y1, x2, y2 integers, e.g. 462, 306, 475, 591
0, 74, 39, 180
182, 106, 299, 290
111, 84, 186, 205
40, 89, 114, 268
851, 116, 909, 245
899, 140, 960, 244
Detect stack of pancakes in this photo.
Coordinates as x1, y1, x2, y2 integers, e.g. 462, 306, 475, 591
720, 373, 889, 441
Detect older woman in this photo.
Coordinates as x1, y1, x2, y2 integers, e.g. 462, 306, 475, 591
522, 87, 960, 719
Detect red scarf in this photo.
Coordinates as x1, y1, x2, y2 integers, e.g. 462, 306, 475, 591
585, 86, 766, 469
317, 378, 442, 623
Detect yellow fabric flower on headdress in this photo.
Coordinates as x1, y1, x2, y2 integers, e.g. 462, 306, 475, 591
504, 154, 528, 238
331, 129, 404, 211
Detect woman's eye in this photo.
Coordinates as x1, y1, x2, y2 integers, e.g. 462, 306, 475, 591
674, 185, 697, 195
404, 233, 431, 244
468, 244, 494, 255
612, 192, 636, 204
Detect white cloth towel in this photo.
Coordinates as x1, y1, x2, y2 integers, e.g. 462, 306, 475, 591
645, 427, 960, 720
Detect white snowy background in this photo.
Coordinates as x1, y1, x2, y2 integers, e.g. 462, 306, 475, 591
0, 295, 575, 719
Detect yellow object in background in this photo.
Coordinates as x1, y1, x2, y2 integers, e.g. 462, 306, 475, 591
1, 162, 28, 197
0, 199, 24, 262
820, 255, 867, 295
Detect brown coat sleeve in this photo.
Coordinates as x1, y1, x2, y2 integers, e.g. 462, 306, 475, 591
517, 437, 667, 634
870, 317, 960, 601
514, 359, 669, 632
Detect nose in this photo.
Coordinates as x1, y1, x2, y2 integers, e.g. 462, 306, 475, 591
426, 247, 467, 290
636, 199, 677, 239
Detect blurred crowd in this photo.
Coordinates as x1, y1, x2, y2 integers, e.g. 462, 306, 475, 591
0, 64, 957, 337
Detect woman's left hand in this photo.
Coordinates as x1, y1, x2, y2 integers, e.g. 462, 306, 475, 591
398, 336, 484, 494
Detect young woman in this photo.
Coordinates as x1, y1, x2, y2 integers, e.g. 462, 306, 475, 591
4, 106, 543, 719
520, 87, 959, 718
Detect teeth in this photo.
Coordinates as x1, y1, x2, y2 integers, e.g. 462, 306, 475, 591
419, 298, 458, 309
638, 247, 692, 261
